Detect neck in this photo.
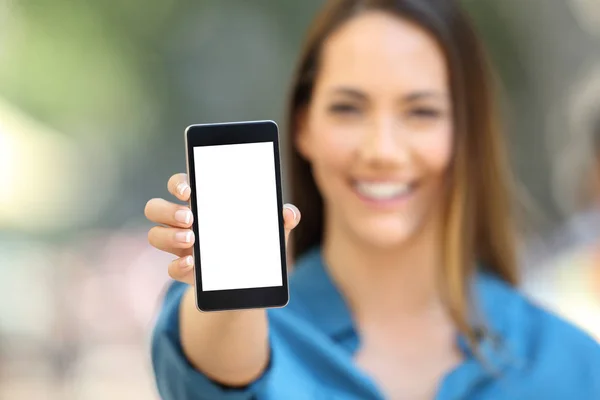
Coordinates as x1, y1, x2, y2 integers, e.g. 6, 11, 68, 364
322, 214, 445, 323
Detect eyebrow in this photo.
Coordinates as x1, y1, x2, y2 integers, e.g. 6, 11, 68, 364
403, 91, 447, 102
330, 86, 447, 102
330, 87, 368, 101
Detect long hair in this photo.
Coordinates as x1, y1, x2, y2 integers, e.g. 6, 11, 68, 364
286, 0, 519, 347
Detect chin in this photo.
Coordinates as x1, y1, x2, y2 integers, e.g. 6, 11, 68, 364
351, 217, 422, 250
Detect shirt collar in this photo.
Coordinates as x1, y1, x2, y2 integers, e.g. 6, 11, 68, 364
289, 246, 525, 371
465, 272, 527, 371
289, 247, 355, 339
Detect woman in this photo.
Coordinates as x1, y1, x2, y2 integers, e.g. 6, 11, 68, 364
145, 0, 600, 399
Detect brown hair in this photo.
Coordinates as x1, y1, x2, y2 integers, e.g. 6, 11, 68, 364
286, 0, 519, 347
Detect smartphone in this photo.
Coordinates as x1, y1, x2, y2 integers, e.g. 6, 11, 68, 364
184, 120, 289, 311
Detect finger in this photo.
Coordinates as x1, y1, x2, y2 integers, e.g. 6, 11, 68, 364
145, 198, 193, 228
283, 203, 300, 246
148, 226, 195, 256
167, 173, 191, 202
168, 255, 195, 285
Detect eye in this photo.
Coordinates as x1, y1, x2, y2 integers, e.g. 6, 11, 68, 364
328, 103, 361, 115
408, 107, 443, 119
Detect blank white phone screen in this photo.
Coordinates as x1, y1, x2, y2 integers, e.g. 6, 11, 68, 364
193, 142, 283, 291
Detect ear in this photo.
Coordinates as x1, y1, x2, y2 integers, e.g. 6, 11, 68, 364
294, 107, 313, 161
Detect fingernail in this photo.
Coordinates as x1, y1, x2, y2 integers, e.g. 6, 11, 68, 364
175, 209, 192, 224
284, 204, 297, 221
177, 183, 190, 196
180, 256, 194, 269
175, 231, 193, 243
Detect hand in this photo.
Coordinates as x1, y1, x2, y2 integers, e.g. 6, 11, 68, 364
145, 173, 301, 285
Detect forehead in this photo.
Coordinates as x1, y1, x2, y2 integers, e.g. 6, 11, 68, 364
318, 11, 448, 93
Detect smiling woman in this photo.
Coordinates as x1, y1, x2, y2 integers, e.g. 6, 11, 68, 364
146, 0, 600, 399
288, 0, 516, 346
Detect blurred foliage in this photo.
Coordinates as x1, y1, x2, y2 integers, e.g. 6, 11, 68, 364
0, 0, 598, 233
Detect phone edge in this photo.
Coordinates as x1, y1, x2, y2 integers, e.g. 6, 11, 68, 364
184, 126, 204, 313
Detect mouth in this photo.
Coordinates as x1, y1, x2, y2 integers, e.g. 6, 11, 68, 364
352, 180, 418, 207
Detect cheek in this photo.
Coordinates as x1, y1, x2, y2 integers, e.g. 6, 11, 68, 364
304, 119, 363, 206
412, 125, 453, 175
308, 118, 361, 171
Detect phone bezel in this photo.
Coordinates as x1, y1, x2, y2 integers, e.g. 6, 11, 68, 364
184, 120, 289, 312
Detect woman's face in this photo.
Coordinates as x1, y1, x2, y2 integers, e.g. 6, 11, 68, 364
297, 11, 453, 248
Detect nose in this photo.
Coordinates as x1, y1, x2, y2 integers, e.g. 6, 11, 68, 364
359, 116, 408, 167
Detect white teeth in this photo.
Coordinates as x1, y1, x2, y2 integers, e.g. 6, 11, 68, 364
354, 181, 413, 200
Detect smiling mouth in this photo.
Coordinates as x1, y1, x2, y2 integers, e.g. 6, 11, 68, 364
352, 180, 418, 202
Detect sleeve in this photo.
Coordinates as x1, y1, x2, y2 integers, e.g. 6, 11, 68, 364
150, 282, 273, 400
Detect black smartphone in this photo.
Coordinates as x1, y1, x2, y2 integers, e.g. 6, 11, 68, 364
184, 120, 289, 311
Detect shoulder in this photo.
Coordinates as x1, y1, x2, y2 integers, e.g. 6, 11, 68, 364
479, 273, 600, 356
478, 274, 600, 392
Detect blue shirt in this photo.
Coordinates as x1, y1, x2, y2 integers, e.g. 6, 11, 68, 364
152, 247, 600, 399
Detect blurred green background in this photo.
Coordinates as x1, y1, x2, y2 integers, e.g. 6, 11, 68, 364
1, 0, 599, 399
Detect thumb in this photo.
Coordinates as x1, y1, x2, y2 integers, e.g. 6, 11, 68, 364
283, 203, 300, 247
